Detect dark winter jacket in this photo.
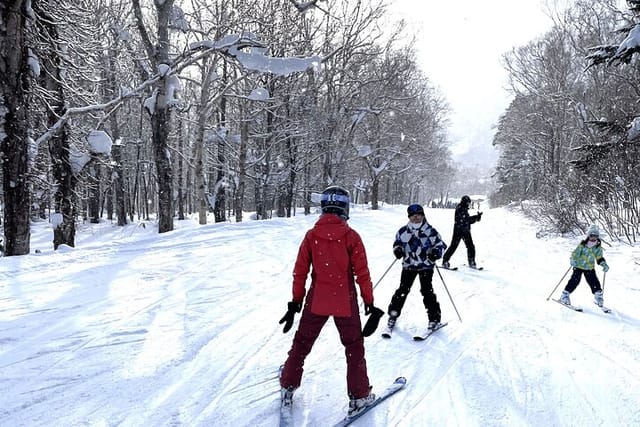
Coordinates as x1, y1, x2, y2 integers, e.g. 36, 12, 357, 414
291, 213, 374, 317
393, 220, 447, 270
453, 202, 480, 233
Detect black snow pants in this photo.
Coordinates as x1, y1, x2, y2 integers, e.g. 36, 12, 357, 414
387, 269, 441, 323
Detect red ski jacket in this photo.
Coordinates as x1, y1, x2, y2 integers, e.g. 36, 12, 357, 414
291, 214, 374, 317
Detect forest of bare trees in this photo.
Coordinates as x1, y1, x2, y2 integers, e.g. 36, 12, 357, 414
1, 0, 455, 256
492, 0, 640, 243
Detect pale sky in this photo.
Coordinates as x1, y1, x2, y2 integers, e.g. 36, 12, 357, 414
390, 0, 556, 159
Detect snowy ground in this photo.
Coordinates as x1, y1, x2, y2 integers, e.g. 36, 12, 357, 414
1, 204, 639, 427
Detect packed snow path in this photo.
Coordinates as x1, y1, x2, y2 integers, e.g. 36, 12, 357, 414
1, 205, 639, 426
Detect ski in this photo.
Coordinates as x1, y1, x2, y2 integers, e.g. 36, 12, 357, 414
278, 365, 293, 427
413, 322, 449, 341
440, 265, 458, 271
595, 303, 612, 313
332, 377, 407, 427
464, 264, 484, 271
553, 299, 583, 312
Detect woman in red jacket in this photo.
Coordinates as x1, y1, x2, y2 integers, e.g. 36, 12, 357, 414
279, 186, 378, 417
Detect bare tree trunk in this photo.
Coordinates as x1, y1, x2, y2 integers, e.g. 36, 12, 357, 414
34, 1, 80, 248
193, 60, 213, 225
235, 103, 248, 223
177, 119, 185, 220
214, 64, 228, 223
103, 50, 127, 226
50, 139, 77, 250
133, 0, 174, 232
111, 142, 127, 226
193, 123, 207, 224
150, 59, 173, 231
370, 177, 380, 210
87, 155, 101, 223
0, 0, 31, 255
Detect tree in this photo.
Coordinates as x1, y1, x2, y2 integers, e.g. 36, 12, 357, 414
132, 0, 176, 233
1, 0, 32, 256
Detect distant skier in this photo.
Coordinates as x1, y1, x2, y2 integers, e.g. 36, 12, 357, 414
441, 195, 482, 269
278, 185, 380, 417
383, 204, 447, 336
559, 224, 609, 307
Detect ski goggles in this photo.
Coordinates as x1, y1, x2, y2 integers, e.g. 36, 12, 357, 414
321, 193, 350, 204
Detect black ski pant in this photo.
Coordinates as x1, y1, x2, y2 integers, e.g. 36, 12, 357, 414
387, 269, 441, 323
443, 230, 475, 263
564, 268, 602, 294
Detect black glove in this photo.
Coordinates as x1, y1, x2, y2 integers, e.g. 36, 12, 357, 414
476, 212, 483, 221
393, 246, 404, 259
427, 247, 440, 262
362, 305, 384, 337
279, 301, 302, 333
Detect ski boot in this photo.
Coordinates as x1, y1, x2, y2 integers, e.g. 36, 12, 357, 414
280, 386, 295, 407
594, 290, 604, 307
348, 389, 376, 416
381, 312, 397, 338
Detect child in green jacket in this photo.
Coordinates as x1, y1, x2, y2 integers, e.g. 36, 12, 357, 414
559, 225, 609, 307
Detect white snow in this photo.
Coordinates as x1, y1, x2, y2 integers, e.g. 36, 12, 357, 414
614, 23, 640, 61
357, 145, 373, 157
87, 130, 113, 155
228, 45, 321, 76
628, 116, 640, 141
68, 150, 91, 174
248, 87, 270, 101
1, 205, 639, 426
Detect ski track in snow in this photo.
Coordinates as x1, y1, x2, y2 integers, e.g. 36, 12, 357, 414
1, 206, 640, 426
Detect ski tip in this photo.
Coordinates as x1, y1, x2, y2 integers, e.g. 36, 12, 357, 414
381, 333, 391, 339
394, 377, 407, 385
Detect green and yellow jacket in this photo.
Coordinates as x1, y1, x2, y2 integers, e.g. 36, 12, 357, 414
570, 239, 606, 270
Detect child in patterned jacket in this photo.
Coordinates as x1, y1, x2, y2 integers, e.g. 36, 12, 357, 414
559, 224, 609, 307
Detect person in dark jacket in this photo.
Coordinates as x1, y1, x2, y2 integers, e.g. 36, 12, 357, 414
382, 204, 447, 337
441, 195, 482, 268
278, 186, 379, 417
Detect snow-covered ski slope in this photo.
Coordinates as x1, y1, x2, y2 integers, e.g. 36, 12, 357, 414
1, 204, 639, 426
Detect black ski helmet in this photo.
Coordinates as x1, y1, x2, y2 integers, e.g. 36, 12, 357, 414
407, 204, 425, 217
321, 186, 350, 219
461, 195, 471, 205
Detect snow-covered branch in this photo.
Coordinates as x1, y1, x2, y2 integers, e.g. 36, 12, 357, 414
34, 33, 321, 146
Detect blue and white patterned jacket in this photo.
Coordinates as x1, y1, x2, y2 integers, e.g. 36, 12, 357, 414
393, 220, 447, 270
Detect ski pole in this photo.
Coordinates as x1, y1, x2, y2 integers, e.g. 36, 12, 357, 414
434, 265, 462, 322
602, 271, 606, 292
373, 258, 398, 290
545, 266, 572, 300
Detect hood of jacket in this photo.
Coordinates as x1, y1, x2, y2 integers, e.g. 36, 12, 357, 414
310, 213, 350, 241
